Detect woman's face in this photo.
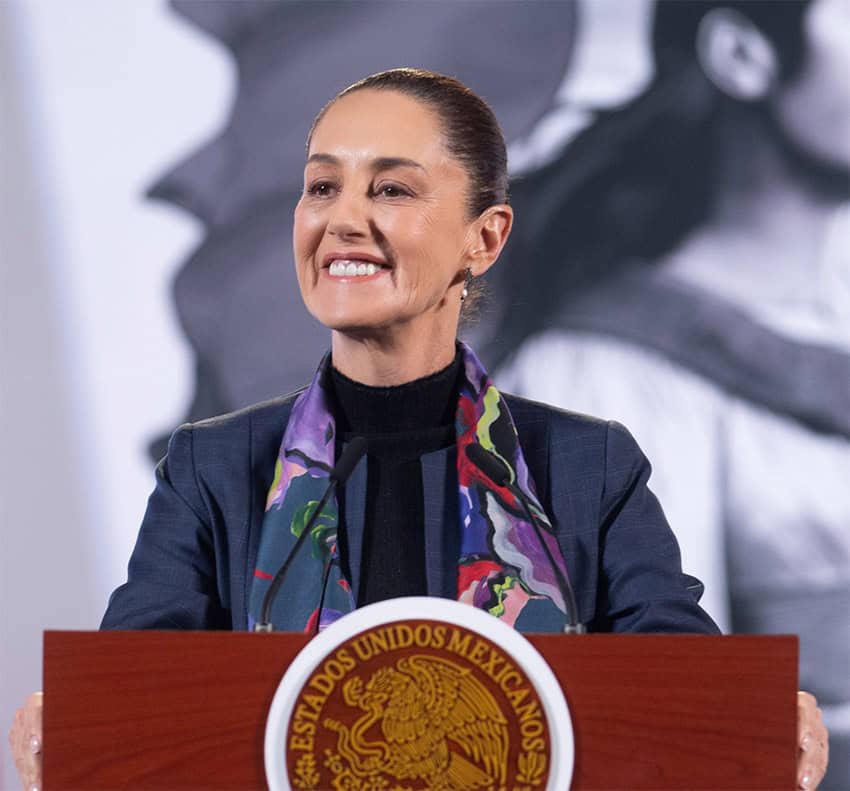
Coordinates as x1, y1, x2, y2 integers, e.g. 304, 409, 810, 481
293, 89, 475, 337
773, 0, 850, 168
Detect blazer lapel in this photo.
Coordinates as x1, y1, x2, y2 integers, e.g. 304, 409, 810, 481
421, 445, 459, 599
341, 451, 368, 599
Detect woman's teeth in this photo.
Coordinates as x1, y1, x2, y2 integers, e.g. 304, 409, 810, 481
328, 260, 380, 277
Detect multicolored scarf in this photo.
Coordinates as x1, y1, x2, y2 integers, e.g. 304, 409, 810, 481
248, 343, 571, 633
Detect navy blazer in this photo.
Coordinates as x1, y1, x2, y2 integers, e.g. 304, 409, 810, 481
101, 391, 719, 634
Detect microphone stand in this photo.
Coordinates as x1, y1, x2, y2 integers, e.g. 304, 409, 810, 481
465, 444, 585, 634
511, 484, 585, 634
254, 437, 367, 632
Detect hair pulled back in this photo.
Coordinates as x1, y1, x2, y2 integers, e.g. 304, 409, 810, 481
308, 68, 509, 219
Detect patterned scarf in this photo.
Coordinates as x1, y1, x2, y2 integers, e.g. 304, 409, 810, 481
248, 343, 570, 633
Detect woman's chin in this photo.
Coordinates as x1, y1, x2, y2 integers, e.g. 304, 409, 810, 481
305, 290, 390, 331
317, 310, 395, 336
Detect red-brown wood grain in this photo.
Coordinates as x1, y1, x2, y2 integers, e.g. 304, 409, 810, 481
43, 631, 797, 789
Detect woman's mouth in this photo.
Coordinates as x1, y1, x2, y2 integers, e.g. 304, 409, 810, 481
327, 259, 383, 277
322, 251, 392, 280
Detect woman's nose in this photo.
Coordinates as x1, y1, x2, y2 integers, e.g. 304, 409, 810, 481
326, 191, 371, 240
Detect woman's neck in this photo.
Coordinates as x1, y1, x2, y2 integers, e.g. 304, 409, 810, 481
329, 349, 460, 435
331, 325, 458, 386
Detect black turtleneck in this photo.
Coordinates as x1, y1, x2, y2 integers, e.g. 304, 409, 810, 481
328, 350, 461, 605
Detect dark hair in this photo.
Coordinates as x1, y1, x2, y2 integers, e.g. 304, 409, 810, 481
486, 0, 812, 365
307, 68, 509, 220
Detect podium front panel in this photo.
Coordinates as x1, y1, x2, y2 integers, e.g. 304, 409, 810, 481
43, 631, 797, 789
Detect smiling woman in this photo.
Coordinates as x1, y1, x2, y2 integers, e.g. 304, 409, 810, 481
294, 80, 512, 385
10, 68, 830, 789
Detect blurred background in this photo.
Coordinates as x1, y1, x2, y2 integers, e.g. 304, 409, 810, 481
1, 0, 847, 786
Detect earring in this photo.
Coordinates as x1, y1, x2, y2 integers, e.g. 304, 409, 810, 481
460, 267, 472, 302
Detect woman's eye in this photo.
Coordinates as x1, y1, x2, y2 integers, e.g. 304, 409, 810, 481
306, 181, 337, 197
375, 183, 411, 198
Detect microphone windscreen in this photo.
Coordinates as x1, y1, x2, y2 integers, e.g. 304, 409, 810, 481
330, 436, 368, 483
465, 443, 512, 487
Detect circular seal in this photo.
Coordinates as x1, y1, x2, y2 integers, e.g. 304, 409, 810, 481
265, 597, 573, 790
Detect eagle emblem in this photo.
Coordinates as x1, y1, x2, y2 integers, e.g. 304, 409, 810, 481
323, 654, 509, 789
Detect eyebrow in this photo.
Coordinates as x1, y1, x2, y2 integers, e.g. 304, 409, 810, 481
306, 153, 426, 173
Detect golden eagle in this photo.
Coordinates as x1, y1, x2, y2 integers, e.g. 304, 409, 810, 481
324, 653, 509, 789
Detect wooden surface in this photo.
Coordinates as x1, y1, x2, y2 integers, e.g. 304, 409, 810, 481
43, 631, 797, 789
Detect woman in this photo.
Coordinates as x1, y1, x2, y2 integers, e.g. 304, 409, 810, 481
10, 68, 828, 788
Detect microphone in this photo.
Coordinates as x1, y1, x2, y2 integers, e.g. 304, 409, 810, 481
254, 437, 367, 632
464, 444, 585, 634
313, 533, 337, 637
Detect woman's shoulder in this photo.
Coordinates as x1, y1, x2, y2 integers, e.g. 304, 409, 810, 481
503, 390, 651, 484
502, 390, 631, 485
160, 389, 306, 469
503, 390, 610, 437
192, 390, 303, 429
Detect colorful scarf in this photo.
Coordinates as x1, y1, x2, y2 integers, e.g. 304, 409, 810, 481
248, 343, 571, 633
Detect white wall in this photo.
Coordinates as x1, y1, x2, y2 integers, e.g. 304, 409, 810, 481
0, 2, 231, 785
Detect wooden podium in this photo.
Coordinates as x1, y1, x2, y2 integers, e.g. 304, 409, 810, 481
43, 631, 797, 789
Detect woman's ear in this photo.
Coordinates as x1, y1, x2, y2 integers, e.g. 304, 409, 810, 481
466, 204, 514, 277
696, 8, 779, 101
